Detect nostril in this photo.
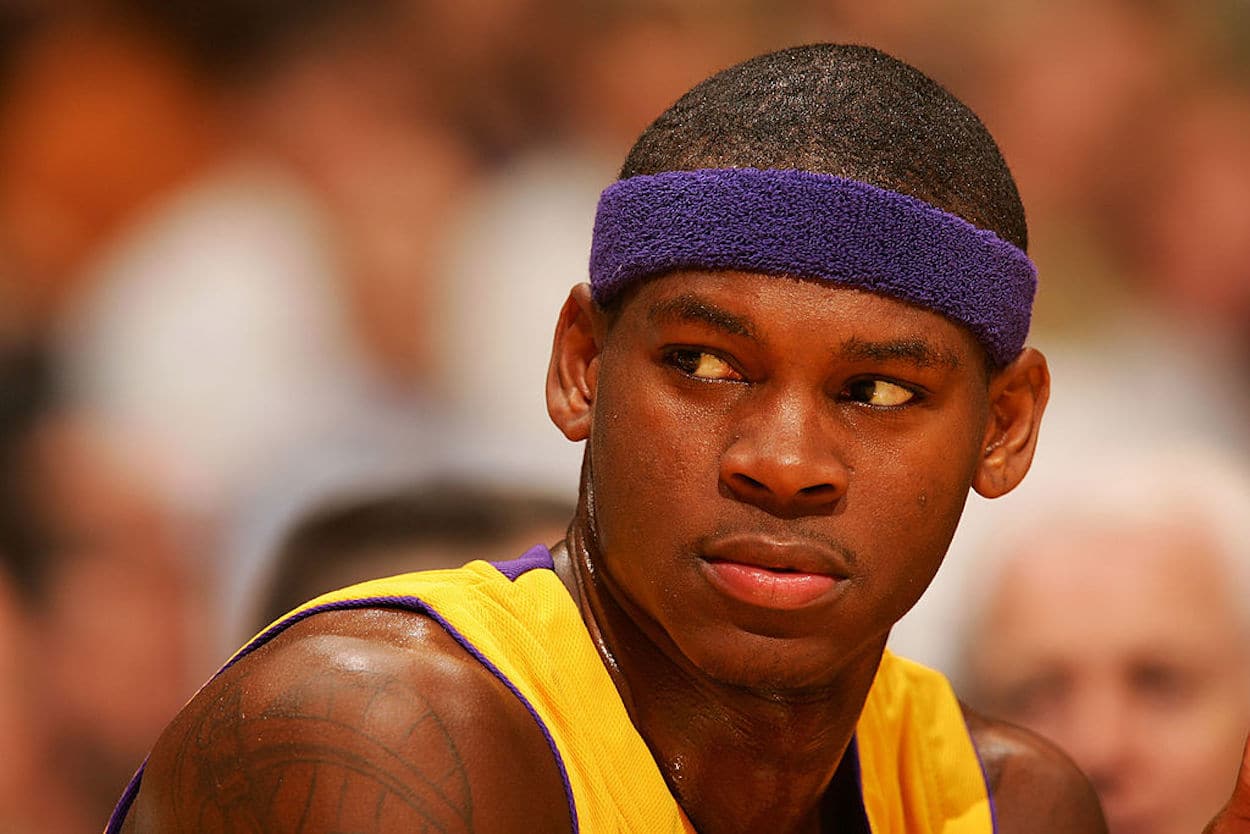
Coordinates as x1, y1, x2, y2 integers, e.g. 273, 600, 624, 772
732, 473, 769, 492
798, 484, 838, 499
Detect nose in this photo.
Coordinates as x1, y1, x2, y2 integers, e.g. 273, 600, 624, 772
719, 391, 848, 518
1051, 686, 1133, 797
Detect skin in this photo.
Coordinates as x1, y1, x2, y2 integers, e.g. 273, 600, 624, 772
966, 523, 1250, 834
549, 273, 1093, 833
125, 269, 1110, 833
1208, 747, 1250, 834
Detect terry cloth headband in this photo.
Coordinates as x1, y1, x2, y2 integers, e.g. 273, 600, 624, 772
588, 167, 1037, 367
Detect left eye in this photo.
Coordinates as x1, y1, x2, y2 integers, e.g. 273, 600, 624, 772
843, 379, 916, 407
668, 350, 742, 381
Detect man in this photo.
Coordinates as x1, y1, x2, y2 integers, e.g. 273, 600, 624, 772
955, 445, 1250, 834
252, 480, 572, 630
0, 349, 205, 833
108, 44, 1250, 833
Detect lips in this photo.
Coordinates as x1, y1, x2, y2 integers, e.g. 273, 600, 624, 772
698, 534, 850, 611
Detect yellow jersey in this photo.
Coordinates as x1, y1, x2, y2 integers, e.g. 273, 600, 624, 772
108, 545, 994, 833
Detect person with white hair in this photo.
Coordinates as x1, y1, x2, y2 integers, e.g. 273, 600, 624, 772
954, 443, 1250, 834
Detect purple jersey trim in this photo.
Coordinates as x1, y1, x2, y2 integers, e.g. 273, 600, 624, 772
490, 543, 555, 580
107, 580, 579, 833
105, 765, 142, 833
968, 720, 999, 833
837, 736, 873, 833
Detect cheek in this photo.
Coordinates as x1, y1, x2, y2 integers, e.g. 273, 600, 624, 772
589, 366, 722, 547
853, 435, 980, 608
1140, 693, 1250, 827
865, 430, 978, 535
1148, 683, 1250, 763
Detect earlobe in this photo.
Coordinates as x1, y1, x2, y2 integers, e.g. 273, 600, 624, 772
972, 347, 1050, 499
546, 283, 604, 442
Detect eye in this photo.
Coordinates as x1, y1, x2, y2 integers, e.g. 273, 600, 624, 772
1131, 661, 1196, 707
842, 378, 917, 407
998, 672, 1069, 723
666, 349, 743, 381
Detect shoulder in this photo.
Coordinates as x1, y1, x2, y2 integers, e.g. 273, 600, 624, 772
124, 607, 572, 834
963, 706, 1108, 834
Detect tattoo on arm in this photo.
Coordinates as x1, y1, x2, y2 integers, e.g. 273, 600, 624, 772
161, 659, 476, 834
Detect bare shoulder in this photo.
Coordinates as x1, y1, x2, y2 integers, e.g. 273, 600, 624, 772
123, 608, 572, 834
963, 705, 1107, 834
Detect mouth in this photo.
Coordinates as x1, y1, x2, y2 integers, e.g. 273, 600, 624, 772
698, 534, 850, 611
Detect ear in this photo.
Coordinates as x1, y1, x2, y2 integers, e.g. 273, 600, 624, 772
972, 347, 1050, 499
546, 283, 605, 442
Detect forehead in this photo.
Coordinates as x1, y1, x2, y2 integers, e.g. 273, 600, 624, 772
985, 522, 1247, 654
608, 269, 985, 367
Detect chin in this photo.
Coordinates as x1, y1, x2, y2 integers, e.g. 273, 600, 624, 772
677, 628, 880, 696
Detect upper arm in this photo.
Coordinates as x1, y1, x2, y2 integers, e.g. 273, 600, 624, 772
964, 707, 1108, 834
125, 609, 572, 834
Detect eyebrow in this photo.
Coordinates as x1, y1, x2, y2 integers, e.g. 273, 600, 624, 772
838, 336, 962, 369
647, 294, 756, 339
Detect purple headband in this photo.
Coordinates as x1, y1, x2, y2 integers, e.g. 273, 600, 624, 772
589, 167, 1036, 367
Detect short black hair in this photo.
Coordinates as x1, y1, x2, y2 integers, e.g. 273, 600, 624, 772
620, 44, 1027, 250
274, 483, 572, 563
255, 481, 573, 627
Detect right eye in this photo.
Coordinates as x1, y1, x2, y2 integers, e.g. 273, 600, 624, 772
665, 349, 743, 381
841, 378, 918, 408
999, 673, 1069, 722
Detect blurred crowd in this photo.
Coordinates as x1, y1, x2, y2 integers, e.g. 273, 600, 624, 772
0, 1, 1247, 832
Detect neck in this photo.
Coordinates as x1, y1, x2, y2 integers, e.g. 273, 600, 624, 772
553, 483, 886, 834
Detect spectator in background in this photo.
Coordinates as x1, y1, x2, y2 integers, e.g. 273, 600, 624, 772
251, 480, 572, 631
951, 445, 1250, 834
1126, 89, 1250, 372
1, 0, 470, 513
0, 343, 75, 834
0, 348, 206, 832
0, 0, 479, 649
0, 1, 1246, 824
887, 338, 1250, 831
430, 0, 752, 496
17, 414, 207, 827
0, 570, 38, 834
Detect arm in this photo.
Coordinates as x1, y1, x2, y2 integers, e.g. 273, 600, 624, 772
122, 609, 572, 834
964, 708, 1107, 834
1204, 736, 1250, 834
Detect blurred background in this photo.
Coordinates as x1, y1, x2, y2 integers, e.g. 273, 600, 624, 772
0, 0, 1247, 832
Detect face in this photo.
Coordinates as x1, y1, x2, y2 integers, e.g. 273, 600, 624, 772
967, 522, 1250, 834
25, 417, 204, 808
566, 270, 1012, 692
